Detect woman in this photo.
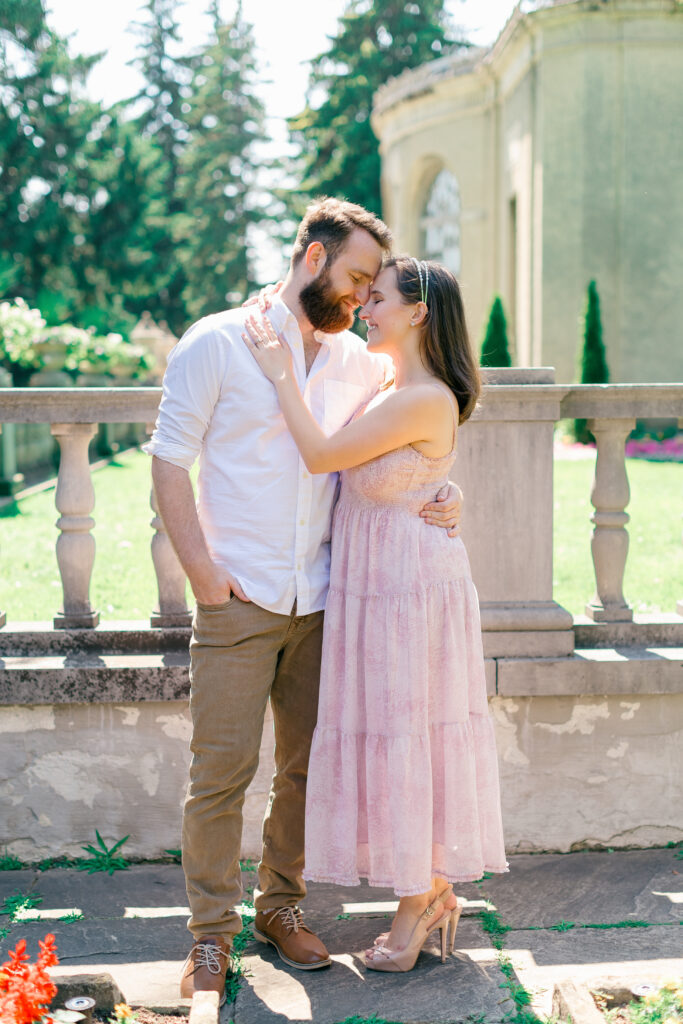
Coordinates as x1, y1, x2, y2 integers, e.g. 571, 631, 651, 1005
242, 256, 507, 972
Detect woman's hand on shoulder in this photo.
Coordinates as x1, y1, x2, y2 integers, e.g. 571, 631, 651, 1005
242, 281, 283, 312
242, 314, 294, 384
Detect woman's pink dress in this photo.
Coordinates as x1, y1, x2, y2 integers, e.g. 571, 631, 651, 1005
303, 389, 507, 896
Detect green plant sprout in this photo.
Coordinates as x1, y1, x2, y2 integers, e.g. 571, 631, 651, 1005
1, 889, 43, 921
0, 850, 23, 870
77, 831, 130, 875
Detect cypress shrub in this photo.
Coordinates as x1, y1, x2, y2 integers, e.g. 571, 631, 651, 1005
574, 280, 609, 443
480, 296, 511, 367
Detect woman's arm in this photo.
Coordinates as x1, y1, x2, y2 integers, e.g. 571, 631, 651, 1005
242, 315, 454, 474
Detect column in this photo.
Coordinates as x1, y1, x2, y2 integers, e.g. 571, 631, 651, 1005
51, 423, 99, 628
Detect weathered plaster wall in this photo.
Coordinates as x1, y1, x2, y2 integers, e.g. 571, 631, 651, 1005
0, 700, 275, 861
493, 693, 683, 852
2, 692, 681, 861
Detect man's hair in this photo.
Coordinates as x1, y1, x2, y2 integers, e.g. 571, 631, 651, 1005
291, 197, 392, 268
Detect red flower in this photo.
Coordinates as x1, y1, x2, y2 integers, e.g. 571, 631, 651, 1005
0, 934, 59, 1023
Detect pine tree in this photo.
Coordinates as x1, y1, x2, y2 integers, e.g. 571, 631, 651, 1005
574, 279, 609, 443
289, 0, 464, 217
131, 0, 191, 332
175, 1, 265, 320
480, 295, 511, 367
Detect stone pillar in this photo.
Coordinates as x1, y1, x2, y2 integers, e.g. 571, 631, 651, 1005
147, 425, 191, 628
51, 423, 99, 628
455, 372, 574, 657
584, 417, 635, 622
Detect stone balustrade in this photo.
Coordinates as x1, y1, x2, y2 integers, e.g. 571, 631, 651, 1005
0, 378, 681, 638
1, 377, 682, 861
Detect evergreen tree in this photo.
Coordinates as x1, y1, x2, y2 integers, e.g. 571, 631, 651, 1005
0, 20, 103, 315
175, 1, 265, 320
131, 0, 191, 332
574, 279, 609, 443
480, 295, 511, 367
289, 0, 464, 217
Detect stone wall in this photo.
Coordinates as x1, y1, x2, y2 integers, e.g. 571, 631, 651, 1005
2, 683, 681, 862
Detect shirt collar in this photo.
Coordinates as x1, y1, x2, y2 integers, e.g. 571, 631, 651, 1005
266, 295, 335, 348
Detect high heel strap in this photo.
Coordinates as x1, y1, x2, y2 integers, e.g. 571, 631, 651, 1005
422, 884, 453, 922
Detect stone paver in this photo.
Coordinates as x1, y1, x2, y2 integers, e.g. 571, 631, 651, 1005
232, 918, 513, 1024
505, 926, 683, 1019
480, 848, 683, 926
1, 851, 682, 1022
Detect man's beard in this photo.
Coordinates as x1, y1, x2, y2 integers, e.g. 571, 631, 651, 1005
299, 267, 355, 334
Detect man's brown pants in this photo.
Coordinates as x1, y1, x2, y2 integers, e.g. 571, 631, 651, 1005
182, 596, 324, 940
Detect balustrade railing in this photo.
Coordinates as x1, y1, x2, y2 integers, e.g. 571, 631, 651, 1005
0, 382, 681, 637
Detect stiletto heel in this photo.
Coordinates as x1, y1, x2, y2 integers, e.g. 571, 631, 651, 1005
438, 917, 448, 963
448, 900, 462, 954
365, 886, 454, 973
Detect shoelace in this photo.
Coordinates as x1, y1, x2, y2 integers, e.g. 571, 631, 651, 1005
185, 941, 230, 976
266, 905, 305, 934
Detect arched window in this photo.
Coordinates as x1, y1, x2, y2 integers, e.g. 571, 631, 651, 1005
420, 169, 461, 274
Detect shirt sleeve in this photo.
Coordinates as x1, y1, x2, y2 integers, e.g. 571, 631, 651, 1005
143, 318, 230, 471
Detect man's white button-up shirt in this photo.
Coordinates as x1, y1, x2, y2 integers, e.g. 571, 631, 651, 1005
144, 297, 389, 615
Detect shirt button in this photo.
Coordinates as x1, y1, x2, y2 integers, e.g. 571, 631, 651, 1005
302, 471, 309, 478
299, 519, 305, 525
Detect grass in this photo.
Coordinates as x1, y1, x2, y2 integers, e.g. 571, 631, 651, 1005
553, 456, 683, 616
0, 447, 680, 621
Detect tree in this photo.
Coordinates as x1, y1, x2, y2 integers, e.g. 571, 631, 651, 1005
289, 0, 464, 217
480, 295, 511, 367
0, 20, 103, 315
175, 1, 265, 320
574, 279, 609, 443
130, 0, 191, 332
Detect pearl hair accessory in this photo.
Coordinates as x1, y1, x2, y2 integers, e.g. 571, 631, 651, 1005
411, 257, 430, 305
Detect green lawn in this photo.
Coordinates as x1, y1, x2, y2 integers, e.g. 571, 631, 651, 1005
553, 456, 682, 616
0, 448, 680, 621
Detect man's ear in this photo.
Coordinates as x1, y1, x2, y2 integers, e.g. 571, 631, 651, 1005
305, 241, 326, 276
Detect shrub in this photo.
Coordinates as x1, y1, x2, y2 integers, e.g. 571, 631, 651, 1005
574, 280, 609, 443
480, 295, 511, 367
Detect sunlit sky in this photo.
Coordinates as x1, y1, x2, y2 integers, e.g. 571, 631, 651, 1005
45, 0, 521, 124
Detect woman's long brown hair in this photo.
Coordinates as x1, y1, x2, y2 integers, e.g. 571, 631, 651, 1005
386, 256, 481, 423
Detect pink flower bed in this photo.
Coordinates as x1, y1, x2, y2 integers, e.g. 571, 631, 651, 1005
624, 434, 683, 461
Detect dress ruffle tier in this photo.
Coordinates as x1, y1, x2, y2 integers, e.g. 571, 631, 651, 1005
303, 394, 507, 896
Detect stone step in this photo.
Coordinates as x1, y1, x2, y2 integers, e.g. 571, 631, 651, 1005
497, 644, 683, 695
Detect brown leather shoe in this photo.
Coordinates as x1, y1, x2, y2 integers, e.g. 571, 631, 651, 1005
253, 906, 331, 970
180, 935, 231, 1004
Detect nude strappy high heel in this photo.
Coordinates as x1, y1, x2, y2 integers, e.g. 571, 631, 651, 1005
367, 886, 463, 958
364, 886, 457, 973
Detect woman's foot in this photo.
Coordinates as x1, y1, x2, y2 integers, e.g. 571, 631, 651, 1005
364, 885, 454, 962
365, 885, 457, 955
363, 886, 455, 972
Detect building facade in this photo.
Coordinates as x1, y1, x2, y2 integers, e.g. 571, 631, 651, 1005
372, 0, 683, 383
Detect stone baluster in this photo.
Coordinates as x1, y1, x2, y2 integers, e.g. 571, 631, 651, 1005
51, 423, 99, 628
585, 417, 636, 622
147, 425, 191, 628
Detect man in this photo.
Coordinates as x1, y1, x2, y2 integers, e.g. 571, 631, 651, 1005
146, 198, 462, 1001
